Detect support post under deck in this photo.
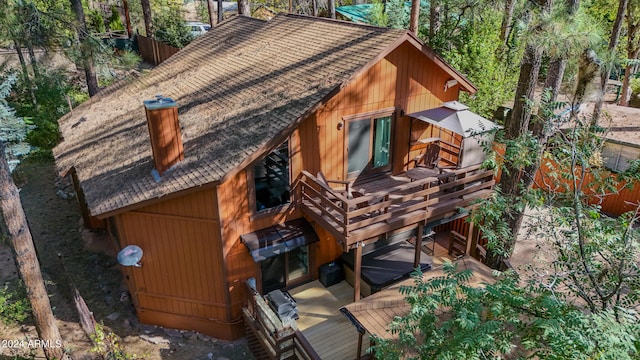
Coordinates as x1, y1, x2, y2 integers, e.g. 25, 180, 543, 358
414, 222, 424, 268
354, 243, 362, 302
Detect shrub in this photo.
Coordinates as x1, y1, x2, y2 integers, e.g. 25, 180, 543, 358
108, 6, 125, 31
0, 282, 31, 324
88, 9, 106, 34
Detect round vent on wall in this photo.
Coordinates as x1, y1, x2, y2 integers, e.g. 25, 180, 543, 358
117, 245, 144, 267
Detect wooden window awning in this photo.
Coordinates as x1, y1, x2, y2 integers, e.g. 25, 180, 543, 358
241, 219, 319, 262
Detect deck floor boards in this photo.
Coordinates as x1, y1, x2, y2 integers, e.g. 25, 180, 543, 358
289, 240, 456, 359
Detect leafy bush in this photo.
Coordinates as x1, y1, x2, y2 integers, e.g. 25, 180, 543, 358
88, 9, 106, 34
108, 6, 125, 31
91, 323, 141, 360
630, 77, 640, 95
153, 0, 193, 48
0, 282, 31, 324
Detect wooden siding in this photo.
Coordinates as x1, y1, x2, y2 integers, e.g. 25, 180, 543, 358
216, 39, 468, 324
306, 41, 461, 182
217, 170, 305, 321
114, 189, 241, 339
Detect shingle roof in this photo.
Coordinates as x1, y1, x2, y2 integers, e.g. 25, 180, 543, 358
53, 14, 467, 217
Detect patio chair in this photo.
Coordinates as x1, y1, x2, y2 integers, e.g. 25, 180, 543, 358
316, 171, 353, 200
412, 143, 456, 173
350, 190, 385, 217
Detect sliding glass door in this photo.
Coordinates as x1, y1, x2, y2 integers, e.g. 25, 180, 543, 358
347, 114, 393, 179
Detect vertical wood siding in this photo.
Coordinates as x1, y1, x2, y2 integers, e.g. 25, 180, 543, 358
313, 41, 461, 180
215, 39, 467, 323
115, 189, 238, 338
217, 169, 304, 320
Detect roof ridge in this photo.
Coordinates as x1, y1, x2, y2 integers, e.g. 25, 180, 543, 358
216, 14, 270, 27
282, 13, 405, 32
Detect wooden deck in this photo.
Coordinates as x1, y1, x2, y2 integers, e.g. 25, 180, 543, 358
289, 237, 457, 359
296, 165, 494, 251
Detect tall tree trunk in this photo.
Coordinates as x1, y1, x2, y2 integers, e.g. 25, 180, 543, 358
619, 4, 640, 106
238, 0, 250, 16
505, 44, 544, 137
207, 0, 215, 25
329, 0, 336, 18
409, 0, 420, 35
592, 0, 629, 123
486, 1, 550, 269
13, 40, 37, 108
542, 0, 579, 101
487, 44, 544, 269
312, 0, 318, 16
429, 0, 441, 44
141, 0, 153, 36
619, 61, 638, 106
122, 0, 133, 37
500, 0, 516, 46
543, 57, 567, 101
0, 142, 67, 360
70, 0, 99, 97
25, 43, 40, 80
217, 0, 223, 23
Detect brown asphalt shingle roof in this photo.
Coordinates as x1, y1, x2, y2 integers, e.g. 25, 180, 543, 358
53, 14, 465, 217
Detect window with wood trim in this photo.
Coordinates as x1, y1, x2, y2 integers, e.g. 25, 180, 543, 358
253, 141, 290, 212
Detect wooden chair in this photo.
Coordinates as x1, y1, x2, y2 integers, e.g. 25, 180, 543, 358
316, 171, 352, 198
412, 143, 456, 174
350, 190, 385, 217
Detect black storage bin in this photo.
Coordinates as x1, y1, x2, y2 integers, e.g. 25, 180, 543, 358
319, 262, 344, 288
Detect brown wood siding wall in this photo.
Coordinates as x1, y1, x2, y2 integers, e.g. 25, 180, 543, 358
115, 189, 241, 339
215, 40, 467, 326
217, 169, 304, 320
308, 41, 461, 181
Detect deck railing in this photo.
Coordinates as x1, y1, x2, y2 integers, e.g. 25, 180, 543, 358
295, 165, 495, 249
243, 283, 321, 360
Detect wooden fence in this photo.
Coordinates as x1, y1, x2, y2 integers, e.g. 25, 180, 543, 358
533, 159, 640, 216
136, 35, 180, 65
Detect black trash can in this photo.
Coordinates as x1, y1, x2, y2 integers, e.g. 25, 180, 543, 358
319, 262, 344, 288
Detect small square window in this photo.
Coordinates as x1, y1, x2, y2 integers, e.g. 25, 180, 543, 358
254, 141, 290, 211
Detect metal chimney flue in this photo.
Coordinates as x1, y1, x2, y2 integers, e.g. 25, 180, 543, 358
143, 95, 184, 176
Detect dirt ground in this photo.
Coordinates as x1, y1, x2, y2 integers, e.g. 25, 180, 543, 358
0, 158, 253, 360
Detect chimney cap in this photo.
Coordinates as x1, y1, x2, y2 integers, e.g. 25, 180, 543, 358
144, 95, 177, 110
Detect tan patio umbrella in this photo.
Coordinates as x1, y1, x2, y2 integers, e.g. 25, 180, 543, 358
408, 101, 501, 168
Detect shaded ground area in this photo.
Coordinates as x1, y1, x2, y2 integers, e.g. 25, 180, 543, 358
0, 158, 252, 360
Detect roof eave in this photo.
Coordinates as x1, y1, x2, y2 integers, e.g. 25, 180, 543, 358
404, 32, 478, 94
92, 180, 221, 219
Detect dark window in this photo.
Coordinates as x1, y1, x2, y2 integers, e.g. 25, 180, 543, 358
254, 141, 290, 211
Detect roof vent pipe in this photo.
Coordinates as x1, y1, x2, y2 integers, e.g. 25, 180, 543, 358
143, 95, 184, 176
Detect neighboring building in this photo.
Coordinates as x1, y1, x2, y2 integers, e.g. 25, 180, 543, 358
54, 14, 491, 340
600, 113, 640, 173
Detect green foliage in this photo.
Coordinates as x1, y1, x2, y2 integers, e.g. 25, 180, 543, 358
91, 323, 141, 360
415, 1, 521, 119
11, 70, 68, 148
368, 0, 388, 27
196, 0, 210, 24
373, 264, 640, 359
0, 74, 30, 143
153, 0, 193, 48
630, 77, 640, 95
0, 281, 31, 324
444, 12, 519, 119
108, 5, 124, 31
87, 9, 106, 34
